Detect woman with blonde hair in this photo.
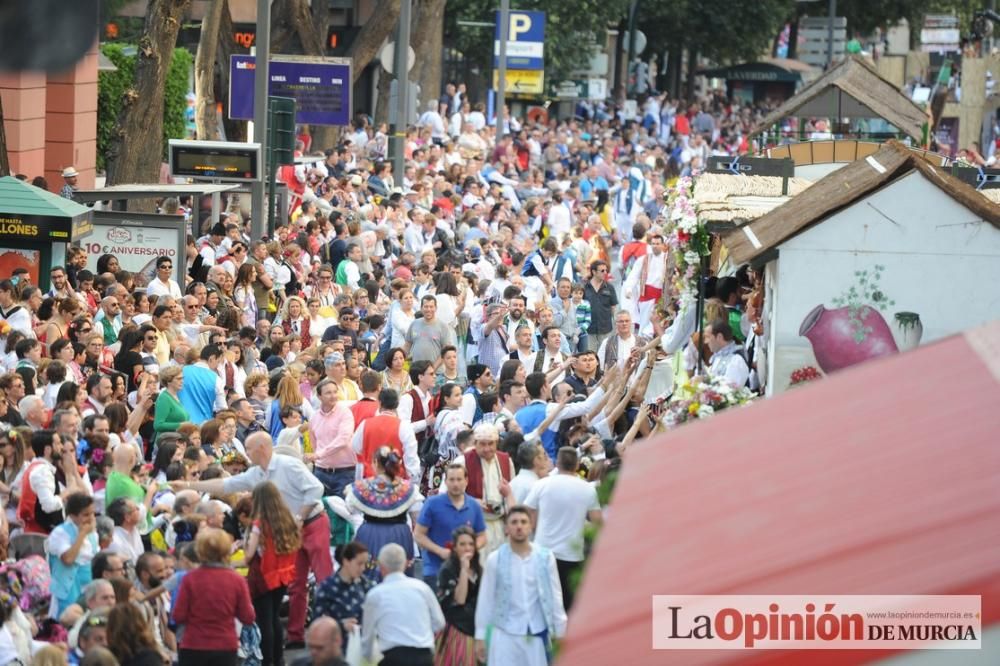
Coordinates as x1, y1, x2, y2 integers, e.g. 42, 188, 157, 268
173, 529, 255, 666
245, 482, 300, 666
153, 365, 189, 442
243, 373, 270, 424
267, 373, 312, 440
277, 296, 312, 348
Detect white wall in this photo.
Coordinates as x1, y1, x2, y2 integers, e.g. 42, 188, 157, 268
766, 169, 1000, 393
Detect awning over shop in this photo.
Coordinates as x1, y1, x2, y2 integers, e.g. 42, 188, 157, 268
700, 57, 819, 84
0, 176, 93, 242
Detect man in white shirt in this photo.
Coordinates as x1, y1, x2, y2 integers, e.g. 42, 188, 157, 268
524, 447, 602, 610
398, 361, 436, 445
597, 311, 648, 371
510, 441, 551, 504
106, 497, 144, 565
508, 326, 536, 374
546, 191, 573, 241
622, 231, 669, 336
145, 256, 183, 299
533, 326, 569, 383
351, 390, 422, 480
704, 317, 750, 389
362, 543, 444, 665
417, 100, 447, 143
475, 507, 566, 666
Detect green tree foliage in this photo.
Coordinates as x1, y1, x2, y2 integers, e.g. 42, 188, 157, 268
643, 0, 796, 65
444, 0, 630, 83
97, 44, 192, 171
803, 0, 981, 42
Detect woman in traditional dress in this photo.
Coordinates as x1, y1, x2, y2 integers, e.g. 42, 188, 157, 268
344, 447, 422, 581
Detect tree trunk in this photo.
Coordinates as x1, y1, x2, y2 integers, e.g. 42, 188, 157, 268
105, 0, 192, 186
195, 0, 225, 141
216, 0, 244, 142
0, 95, 9, 177
374, 65, 392, 127
349, 0, 401, 85
666, 43, 682, 96
684, 47, 698, 100
410, 0, 446, 113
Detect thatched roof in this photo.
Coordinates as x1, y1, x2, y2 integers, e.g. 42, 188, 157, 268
721, 140, 1000, 264
695, 173, 813, 225
750, 55, 928, 142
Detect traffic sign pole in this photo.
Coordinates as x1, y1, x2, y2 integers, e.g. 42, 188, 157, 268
496, 0, 509, 149
251, 0, 270, 241
391, 0, 412, 186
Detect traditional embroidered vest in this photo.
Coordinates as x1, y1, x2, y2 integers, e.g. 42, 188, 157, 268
18, 459, 62, 534
407, 388, 436, 449
463, 449, 511, 500
359, 414, 404, 479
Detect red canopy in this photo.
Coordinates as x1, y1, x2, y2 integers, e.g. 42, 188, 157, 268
559, 321, 1000, 665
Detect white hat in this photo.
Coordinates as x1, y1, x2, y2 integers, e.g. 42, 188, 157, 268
62, 166, 79, 178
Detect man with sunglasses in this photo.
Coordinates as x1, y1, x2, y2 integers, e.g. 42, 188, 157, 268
146, 256, 183, 299
583, 260, 618, 353
96, 296, 123, 345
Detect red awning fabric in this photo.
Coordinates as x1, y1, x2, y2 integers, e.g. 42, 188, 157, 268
559, 321, 1000, 665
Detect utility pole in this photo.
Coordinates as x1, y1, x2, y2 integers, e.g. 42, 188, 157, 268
496, 0, 509, 149
626, 0, 640, 92
251, 0, 270, 240
391, 0, 412, 186
826, 0, 836, 68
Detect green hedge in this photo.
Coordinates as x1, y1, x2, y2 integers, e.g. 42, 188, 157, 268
97, 43, 193, 172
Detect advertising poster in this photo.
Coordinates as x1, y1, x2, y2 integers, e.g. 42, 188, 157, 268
0, 249, 41, 286
84, 224, 180, 288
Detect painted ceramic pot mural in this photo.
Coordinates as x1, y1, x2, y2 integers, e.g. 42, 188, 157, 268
799, 264, 899, 373
893, 312, 923, 351
799, 304, 898, 372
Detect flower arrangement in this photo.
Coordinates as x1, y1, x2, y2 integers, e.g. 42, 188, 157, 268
789, 365, 822, 386
663, 176, 711, 314
658, 375, 755, 428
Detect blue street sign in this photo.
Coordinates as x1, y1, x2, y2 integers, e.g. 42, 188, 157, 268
229, 55, 352, 126
493, 10, 545, 70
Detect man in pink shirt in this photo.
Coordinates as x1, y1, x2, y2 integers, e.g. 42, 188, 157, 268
308, 378, 356, 497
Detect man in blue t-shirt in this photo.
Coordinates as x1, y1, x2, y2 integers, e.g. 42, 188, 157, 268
414, 463, 487, 592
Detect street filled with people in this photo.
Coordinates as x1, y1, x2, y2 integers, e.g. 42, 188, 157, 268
0, 88, 772, 666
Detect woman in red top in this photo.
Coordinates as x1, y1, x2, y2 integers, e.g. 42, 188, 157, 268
173, 528, 255, 666
245, 481, 301, 666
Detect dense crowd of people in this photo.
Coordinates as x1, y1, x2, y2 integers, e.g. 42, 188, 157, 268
0, 87, 768, 666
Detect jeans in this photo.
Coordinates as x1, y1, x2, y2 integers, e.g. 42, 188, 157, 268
422, 573, 438, 595
287, 513, 334, 642
253, 586, 285, 666
576, 333, 589, 353
313, 466, 355, 498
